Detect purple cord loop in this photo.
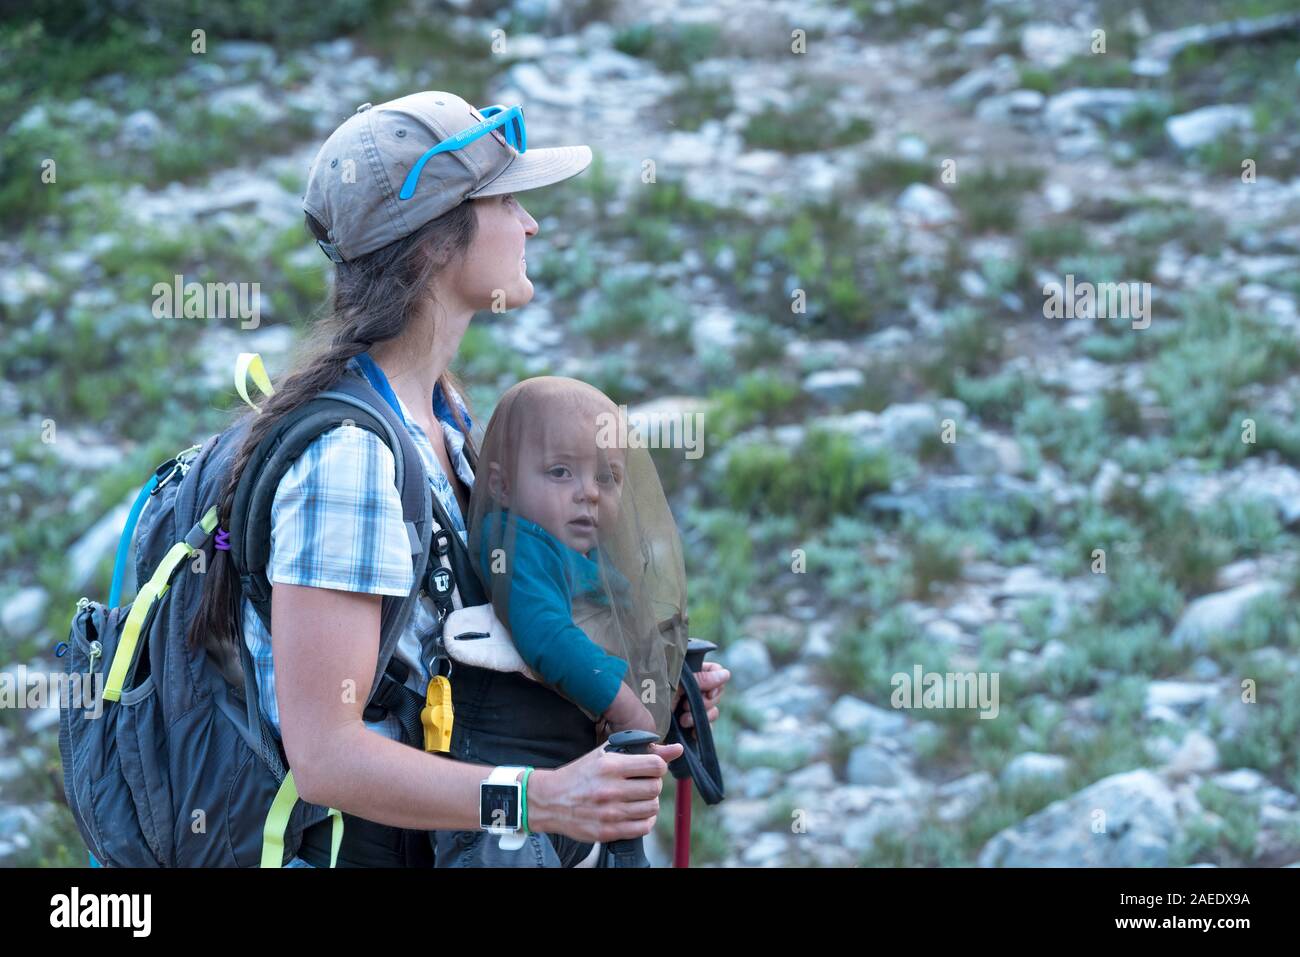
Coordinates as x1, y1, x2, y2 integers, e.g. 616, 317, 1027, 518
214, 527, 231, 551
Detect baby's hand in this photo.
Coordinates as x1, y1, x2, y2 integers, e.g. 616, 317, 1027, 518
602, 684, 658, 736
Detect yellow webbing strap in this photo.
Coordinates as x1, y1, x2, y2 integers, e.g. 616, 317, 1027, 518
262, 771, 344, 868
235, 352, 275, 413
103, 505, 220, 703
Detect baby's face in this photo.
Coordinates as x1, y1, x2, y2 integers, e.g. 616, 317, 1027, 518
507, 416, 625, 553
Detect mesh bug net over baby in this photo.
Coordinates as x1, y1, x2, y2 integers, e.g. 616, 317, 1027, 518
465, 376, 688, 738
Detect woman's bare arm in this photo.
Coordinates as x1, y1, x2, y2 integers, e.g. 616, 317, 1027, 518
272, 581, 680, 841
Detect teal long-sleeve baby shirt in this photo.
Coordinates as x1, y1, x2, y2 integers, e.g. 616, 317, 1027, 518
475, 510, 628, 716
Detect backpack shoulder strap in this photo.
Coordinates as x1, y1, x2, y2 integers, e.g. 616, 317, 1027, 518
228, 365, 433, 709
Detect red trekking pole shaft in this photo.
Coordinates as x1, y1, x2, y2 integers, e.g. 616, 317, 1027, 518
673, 640, 714, 868
674, 775, 692, 868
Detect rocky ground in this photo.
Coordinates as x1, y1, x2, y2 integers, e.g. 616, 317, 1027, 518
3, 0, 1300, 866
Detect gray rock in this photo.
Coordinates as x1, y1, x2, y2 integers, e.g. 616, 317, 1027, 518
803, 368, 865, 405
1144, 681, 1219, 719
0, 805, 43, 854
922, 618, 966, 648
0, 745, 43, 786
896, 135, 928, 161
723, 638, 774, 690
800, 620, 835, 664
1165, 105, 1252, 151
879, 402, 940, 452
213, 40, 276, 69
975, 89, 1046, 126
954, 430, 1024, 476
978, 769, 1182, 867
1132, 13, 1300, 78
506, 61, 587, 108
1234, 464, 1300, 527
1002, 752, 1070, 789
209, 84, 285, 122
1045, 88, 1155, 135
741, 767, 781, 800
0, 266, 53, 310
947, 57, 1018, 104
787, 761, 837, 791
1190, 656, 1221, 680
992, 565, 1061, 600
828, 695, 909, 740
2, 587, 48, 640
843, 798, 920, 853
68, 498, 133, 593
1021, 23, 1089, 68
1211, 769, 1268, 795
847, 743, 909, 787
1163, 729, 1219, 778
735, 727, 815, 772
741, 832, 788, 866
896, 184, 958, 227
742, 664, 828, 722
25, 700, 61, 735
719, 798, 775, 838
690, 306, 741, 354
120, 109, 162, 148
1172, 581, 1285, 652
936, 771, 995, 822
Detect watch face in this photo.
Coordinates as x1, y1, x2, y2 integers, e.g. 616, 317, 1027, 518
480, 783, 520, 831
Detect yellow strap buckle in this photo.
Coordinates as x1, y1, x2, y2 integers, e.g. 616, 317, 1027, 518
421, 675, 453, 753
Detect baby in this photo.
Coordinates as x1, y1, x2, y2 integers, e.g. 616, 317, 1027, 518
467, 375, 685, 743
432, 376, 688, 866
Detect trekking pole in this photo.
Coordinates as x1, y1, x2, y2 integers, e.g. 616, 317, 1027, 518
597, 729, 659, 867
673, 639, 717, 868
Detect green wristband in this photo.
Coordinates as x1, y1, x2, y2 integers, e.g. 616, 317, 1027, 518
521, 766, 534, 834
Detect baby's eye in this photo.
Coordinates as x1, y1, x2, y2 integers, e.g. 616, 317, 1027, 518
547, 466, 571, 479
596, 470, 619, 485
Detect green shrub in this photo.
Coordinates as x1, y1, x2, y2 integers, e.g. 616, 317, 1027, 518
742, 84, 874, 153
856, 154, 933, 196
952, 164, 1045, 233
613, 21, 721, 73
665, 72, 735, 131
721, 428, 894, 526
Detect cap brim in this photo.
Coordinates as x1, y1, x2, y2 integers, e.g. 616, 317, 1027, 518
467, 145, 593, 198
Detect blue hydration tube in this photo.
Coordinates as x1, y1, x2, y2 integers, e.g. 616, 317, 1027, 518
108, 473, 159, 609
91, 468, 162, 866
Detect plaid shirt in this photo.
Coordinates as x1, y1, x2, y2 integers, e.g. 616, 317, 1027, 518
240, 357, 476, 748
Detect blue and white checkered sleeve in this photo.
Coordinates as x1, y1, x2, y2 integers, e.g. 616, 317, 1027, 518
268, 424, 415, 597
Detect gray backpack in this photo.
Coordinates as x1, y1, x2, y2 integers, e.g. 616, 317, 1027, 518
57, 362, 480, 867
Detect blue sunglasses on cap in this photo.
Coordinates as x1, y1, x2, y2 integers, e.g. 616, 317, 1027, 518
398, 104, 526, 201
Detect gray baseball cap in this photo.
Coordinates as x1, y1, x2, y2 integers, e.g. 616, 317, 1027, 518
303, 91, 592, 263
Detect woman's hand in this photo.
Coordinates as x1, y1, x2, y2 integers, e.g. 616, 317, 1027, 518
675, 661, 730, 730
527, 741, 684, 844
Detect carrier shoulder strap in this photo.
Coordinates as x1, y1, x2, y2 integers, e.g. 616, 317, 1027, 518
228, 366, 433, 712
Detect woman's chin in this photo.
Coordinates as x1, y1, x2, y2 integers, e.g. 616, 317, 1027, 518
498, 277, 534, 310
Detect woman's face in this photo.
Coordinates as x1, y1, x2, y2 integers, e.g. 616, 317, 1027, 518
448, 193, 539, 312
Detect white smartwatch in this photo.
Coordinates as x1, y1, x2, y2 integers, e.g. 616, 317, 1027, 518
480, 766, 528, 850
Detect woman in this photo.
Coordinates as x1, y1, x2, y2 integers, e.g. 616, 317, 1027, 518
186, 91, 729, 867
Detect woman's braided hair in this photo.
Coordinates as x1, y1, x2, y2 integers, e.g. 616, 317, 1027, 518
186, 200, 479, 653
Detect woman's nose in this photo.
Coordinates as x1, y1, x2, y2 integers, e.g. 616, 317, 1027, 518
517, 205, 538, 236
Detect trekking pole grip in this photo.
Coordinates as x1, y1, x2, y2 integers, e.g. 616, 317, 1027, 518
599, 729, 659, 868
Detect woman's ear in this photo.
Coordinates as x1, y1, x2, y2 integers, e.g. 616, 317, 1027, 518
487, 461, 509, 505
